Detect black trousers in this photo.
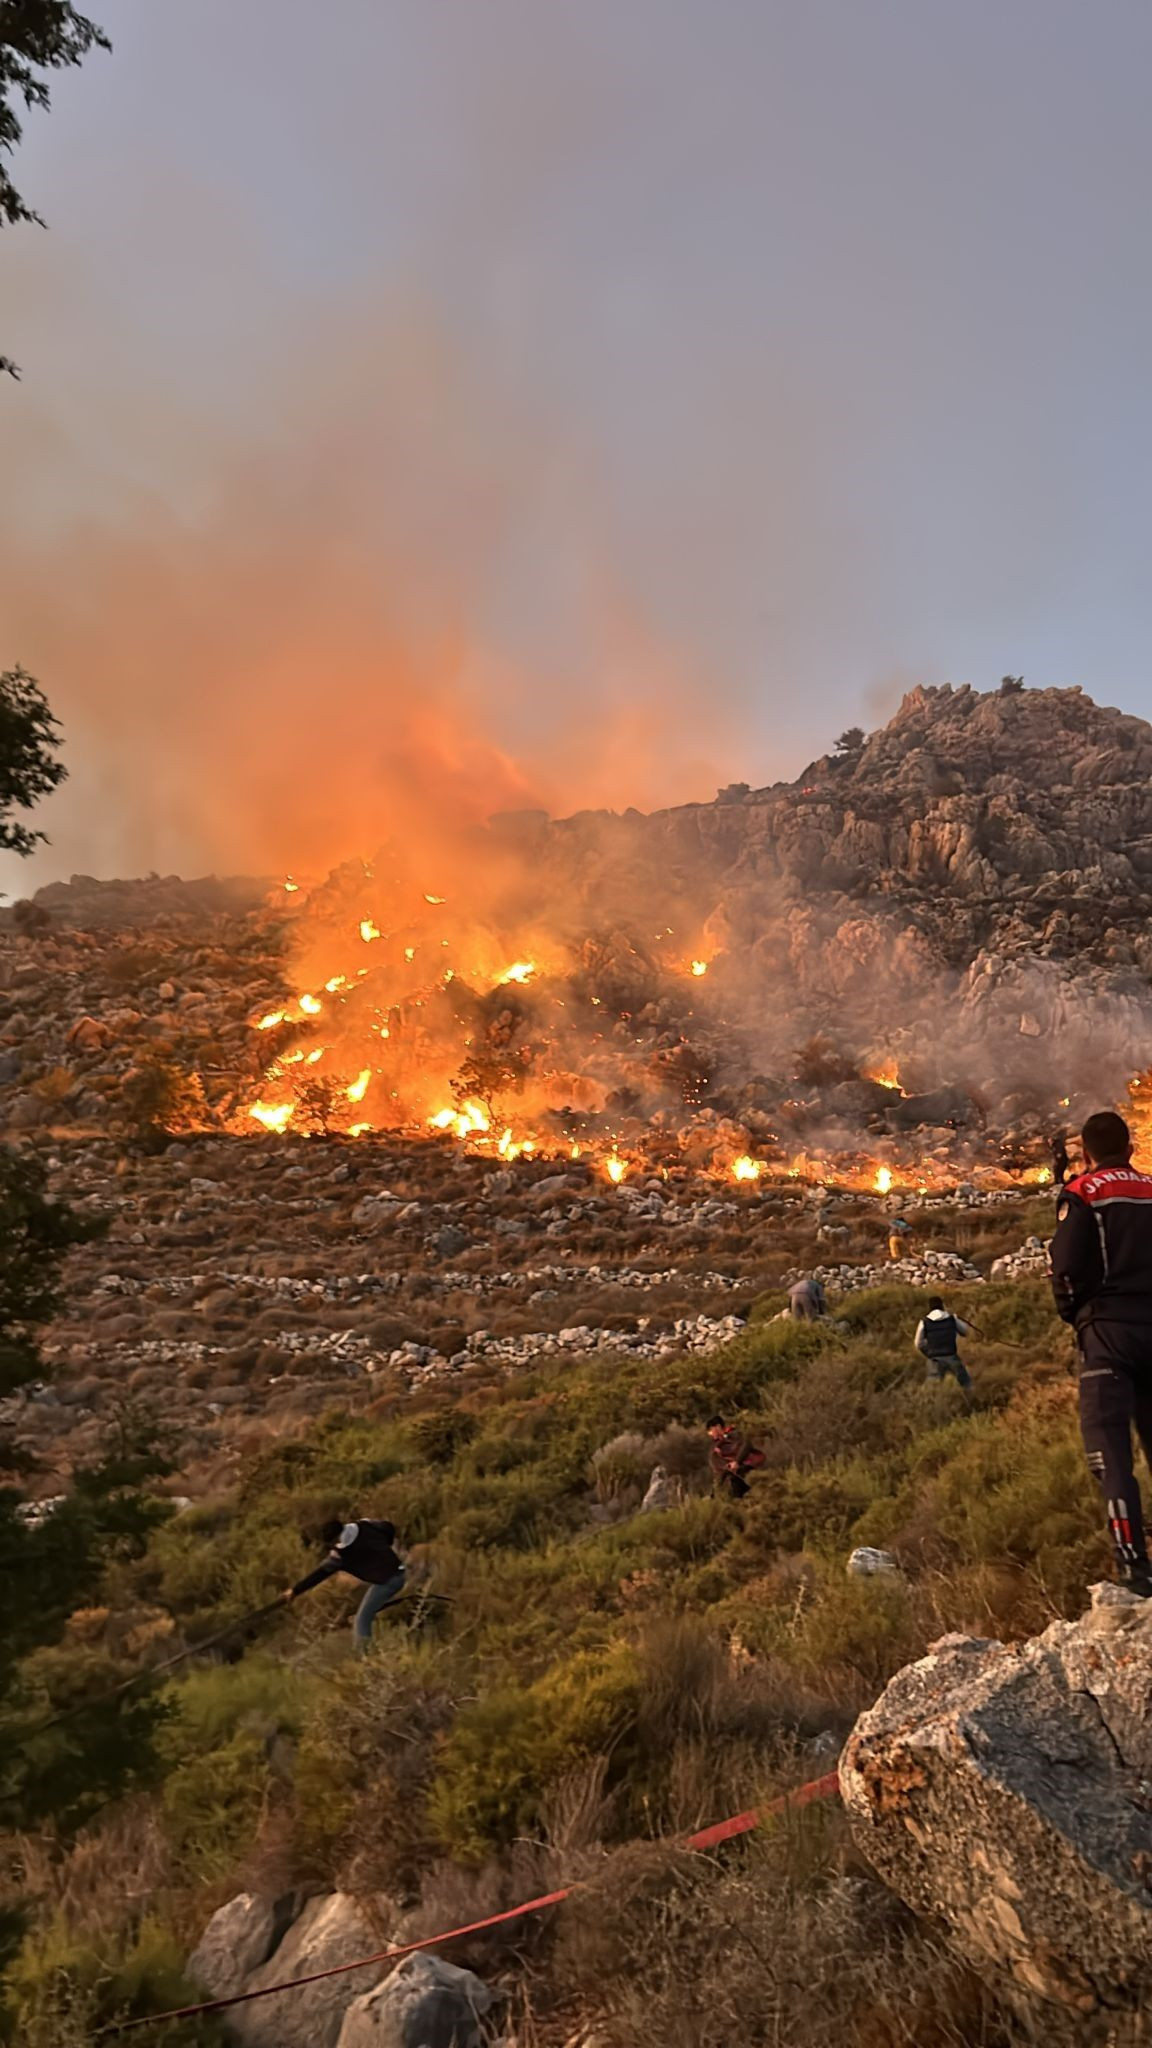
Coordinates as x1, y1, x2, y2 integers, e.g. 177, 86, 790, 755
1078, 1322, 1152, 1568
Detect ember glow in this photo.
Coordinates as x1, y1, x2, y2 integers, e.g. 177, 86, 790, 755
250, 1099, 293, 1133
867, 1059, 902, 1092
690, 959, 708, 977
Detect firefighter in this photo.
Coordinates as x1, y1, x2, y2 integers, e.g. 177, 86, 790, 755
284, 1516, 406, 1649
707, 1416, 766, 1499
1051, 1132, 1072, 1187
913, 1295, 973, 1388
888, 1214, 911, 1262
1050, 1110, 1152, 1596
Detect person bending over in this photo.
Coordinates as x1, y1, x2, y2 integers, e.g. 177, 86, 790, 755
707, 1415, 765, 1500
285, 1515, 406, 1649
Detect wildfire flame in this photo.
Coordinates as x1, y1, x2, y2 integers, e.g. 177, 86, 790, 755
874, 1166, 893, 1194
250, 1100, 293, 1133
497, 961, 536, 985
430, 1099, 491, 1139
605, 1152, 629, 1184
299, 992, 322, 1016
867, 1059, 902, 1092
690, 960, 708, 977
257, 1010, 287, 1031
346, 1068, 371, 1104
360, 919, 381, 943
732, 1155, 762, 1182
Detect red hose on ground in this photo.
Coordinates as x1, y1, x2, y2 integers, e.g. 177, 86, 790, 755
102, 1769, 842, 2034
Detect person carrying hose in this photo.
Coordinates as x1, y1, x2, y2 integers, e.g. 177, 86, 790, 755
284, 1516, 406, 1649
1050, 1110, 1152, 1598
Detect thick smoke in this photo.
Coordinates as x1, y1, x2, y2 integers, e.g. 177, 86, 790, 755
0, 326, 738, 889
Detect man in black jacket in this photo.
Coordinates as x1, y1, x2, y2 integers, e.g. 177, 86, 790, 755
284, 1516, 406, 1649
1050, 1110, 1152, 1595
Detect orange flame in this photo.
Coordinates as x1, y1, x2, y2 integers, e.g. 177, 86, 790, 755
250, 1100, 293, 1133
690, 960, 708, 977
299, 992, 322, 1016
256, 1010, 287, 1031
874, 1166, 893, 1194
605, 1152, 629, 1184
360, 919, 381, 943
866, 1059, 902, 1091
732, 1155, 761, 1182
497, 960, 536, 985
346, 1068, 371, 1104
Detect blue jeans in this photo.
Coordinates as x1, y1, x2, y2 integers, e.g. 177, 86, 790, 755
353, 1568, 406, 1649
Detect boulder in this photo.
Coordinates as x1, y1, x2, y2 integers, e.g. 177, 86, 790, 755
187, 1892, 282, 2000
840, 1598, 1152, 2030
230, 1892, 389, 2048
639, 1464, 677, 1513
846, 1546, 900, 1577
66, 1015, 112, 1052
336, 1952, 493, 2048
434, 1225, 471, 1258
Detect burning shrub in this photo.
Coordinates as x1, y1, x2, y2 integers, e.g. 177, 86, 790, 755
290, 1070, 348, 1134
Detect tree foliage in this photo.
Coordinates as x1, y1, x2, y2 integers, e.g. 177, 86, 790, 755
0, 1146, 103, 1395
2, 1, 110, 377
0, 668, 65, 852
835, 726, 866, 754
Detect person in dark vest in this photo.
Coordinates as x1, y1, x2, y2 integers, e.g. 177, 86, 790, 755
284, 1516, 406, 1649
1050, 1110, 1152, 1597
1051, 1132, 1072, 1187
914, 1296, 973, 1388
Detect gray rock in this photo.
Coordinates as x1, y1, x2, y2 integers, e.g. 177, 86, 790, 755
187, 1892, 281, 2000
840, 1602, 1152, 2029
434, 1225, 471, 1258
846, 1546, 900, 1576
336, 1952, 493, 2048
231, 1892, 389, 2048
639, 1464, 677, 1513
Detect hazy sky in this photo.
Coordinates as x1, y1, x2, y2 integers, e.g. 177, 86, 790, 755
5, 0, 1152, 887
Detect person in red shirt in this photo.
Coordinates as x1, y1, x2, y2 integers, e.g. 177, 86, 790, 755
707, 1416, 766, 1500
1050, 1111, 1152, 1596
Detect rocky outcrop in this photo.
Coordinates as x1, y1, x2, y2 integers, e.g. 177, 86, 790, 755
336, 1953, 493, 2047
187, 1892, 286, 2001
185, 1896, 491, 2048
225, 1892, 392, 2048
840, 1596, 1152, 2033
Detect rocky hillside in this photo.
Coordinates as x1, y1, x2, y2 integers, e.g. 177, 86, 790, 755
8, 682, 1151, 1167
514, 681, 1152, 1081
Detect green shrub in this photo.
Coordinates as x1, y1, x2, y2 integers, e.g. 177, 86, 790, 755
3, 1915, 226, 2046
